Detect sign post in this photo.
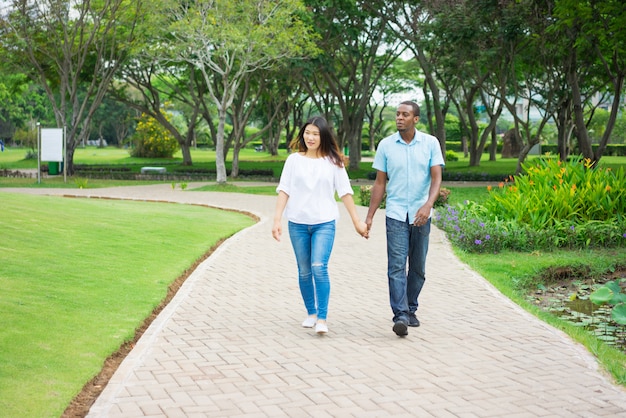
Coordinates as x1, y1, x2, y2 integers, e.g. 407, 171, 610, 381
38, 126, 66, 184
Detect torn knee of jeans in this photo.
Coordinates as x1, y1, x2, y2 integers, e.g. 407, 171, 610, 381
311, 262, 324, 267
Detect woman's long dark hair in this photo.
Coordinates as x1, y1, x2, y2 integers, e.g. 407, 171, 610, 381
290, 116, 344, 167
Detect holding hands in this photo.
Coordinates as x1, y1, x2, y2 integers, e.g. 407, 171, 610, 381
354, 220, 369, 239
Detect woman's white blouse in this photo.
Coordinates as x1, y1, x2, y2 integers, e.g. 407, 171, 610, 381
276, 153, 353, 225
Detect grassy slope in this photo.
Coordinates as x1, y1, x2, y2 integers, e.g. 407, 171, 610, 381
0, 192, 254, 417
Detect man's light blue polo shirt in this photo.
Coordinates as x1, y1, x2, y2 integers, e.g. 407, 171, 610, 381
372, 130, 445, 223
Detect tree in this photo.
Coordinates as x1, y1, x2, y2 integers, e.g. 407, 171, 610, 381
554, 0, 626, 164
0, 72, 54, 144
365, 58, 423, 152
0, 0, 145, 174
89, 95, 138, 146
226, 60, 311, 177
111, 60, 205, 165
381, 0, 449, 157
153, 0, 318, 183
303, 0, 402, 170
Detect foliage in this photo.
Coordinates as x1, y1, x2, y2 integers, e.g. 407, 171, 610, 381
445, 150, 459, 162
484, 155, 626, 227
359, 185, 451, 209
435, 155, 626, 253
443, 113, 463, 142
359, 185, 385, 209
0, 0, 145, 174
73, 177, 89, 189
590, 280, 626, 326
130, 113, 179, 158
154, 0, 318, 183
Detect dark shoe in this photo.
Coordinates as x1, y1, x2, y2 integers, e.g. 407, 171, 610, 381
408, 313, 420, 327
392, 319, 408, 336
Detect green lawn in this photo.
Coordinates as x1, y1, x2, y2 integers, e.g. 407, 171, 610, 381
0, 192, 255, 417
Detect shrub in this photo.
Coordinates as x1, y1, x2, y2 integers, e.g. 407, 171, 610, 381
129, 113, 179, 158
445, 150, 459, 162
359, 186, 451, 209
359, 185, 385, 209
483, 155, 625, 229
435, 155, 626, 253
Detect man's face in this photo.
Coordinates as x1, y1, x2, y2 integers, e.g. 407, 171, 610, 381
396, 104, 419, 133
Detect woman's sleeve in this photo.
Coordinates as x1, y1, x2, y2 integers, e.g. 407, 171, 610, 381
334, 164, 353, 197
276, 156, 293, 195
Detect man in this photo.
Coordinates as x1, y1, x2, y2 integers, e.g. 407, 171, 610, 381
365, 101, 445, 337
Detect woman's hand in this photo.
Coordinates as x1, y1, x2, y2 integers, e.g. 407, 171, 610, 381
272, 220, 282, 241
355, 220, 369, 239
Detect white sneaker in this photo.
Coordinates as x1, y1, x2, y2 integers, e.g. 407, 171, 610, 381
315, 321, 328, 334
302, 316, 317, 328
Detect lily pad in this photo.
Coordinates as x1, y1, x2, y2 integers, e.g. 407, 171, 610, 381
590, 287, 614, 305
612, 303, 626, 325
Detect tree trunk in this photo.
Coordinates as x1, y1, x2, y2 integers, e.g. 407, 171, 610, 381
417, 49, 446, 156
489, 129, 497, 161
215, 106, 228, 184
231, 144, 241, 178
556, 99, 572, 161
567, 55, 594, 161
595, 73, 624, 161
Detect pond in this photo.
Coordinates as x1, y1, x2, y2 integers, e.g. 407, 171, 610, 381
527, 272, 626, 353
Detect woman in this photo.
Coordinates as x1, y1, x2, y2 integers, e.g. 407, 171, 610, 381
272, 116, 368, 334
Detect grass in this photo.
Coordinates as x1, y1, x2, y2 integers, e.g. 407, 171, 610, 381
0, 192, 255, 417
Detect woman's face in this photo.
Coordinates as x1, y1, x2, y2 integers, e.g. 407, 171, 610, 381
303, 124, 321, 153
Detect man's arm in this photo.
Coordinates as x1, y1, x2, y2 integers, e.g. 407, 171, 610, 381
365, 170, 388, 231
413, 164, 443, 225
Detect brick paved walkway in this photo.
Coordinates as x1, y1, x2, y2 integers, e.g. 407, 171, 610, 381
4, 184, 626, 417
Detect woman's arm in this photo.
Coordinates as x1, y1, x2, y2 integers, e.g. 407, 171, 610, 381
272, 191, 289, 241
340, 193, 369, 239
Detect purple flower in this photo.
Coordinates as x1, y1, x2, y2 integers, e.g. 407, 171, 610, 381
475, 239, 482, 245
485, 235, 491, 240
570, 225, 575, 231
479, 222, 485, 227
623, 233, 626, 238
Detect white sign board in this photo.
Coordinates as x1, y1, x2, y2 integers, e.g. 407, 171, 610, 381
41, 128, 64, 162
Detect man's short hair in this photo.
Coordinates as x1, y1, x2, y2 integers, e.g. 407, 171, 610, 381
400, 100, 420, 117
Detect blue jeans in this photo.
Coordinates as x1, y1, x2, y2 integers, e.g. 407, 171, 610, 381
386, 216, 430, 321
288, 220, 336, 320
